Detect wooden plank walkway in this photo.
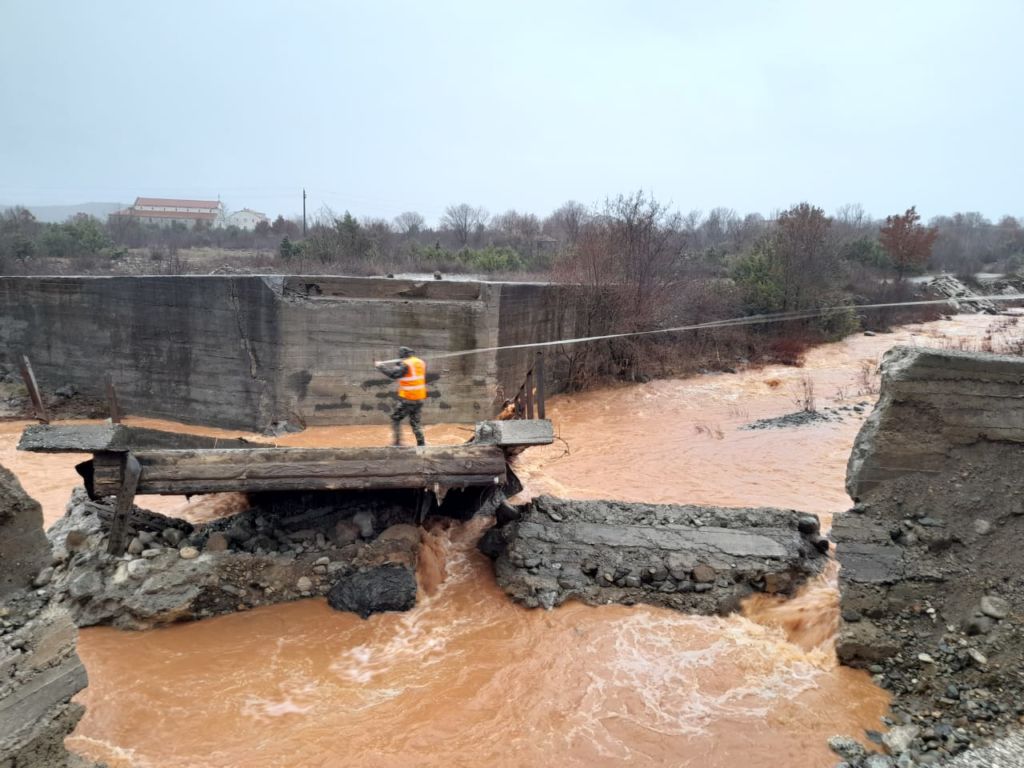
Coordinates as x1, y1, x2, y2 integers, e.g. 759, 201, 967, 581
18, 420, 553, 554
89, 445, 508, 496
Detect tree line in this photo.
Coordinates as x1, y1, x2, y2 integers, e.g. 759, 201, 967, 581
2, 198, 1021, 280
3, 194, 1022, 388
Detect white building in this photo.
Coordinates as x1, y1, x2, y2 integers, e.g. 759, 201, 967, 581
114, 197, 226, 228
225, 208, 269, 230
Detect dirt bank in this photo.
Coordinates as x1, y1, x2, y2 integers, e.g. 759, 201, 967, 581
833, 346, 1024, 766
0, 465, 94, 768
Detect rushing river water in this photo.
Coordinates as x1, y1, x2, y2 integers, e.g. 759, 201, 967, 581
0, 315, 998, 767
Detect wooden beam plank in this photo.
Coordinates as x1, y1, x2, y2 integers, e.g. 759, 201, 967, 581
136, 456, 505, 482
106, 376, 122, 423
17, 356, 49, 424
535, 352, 546, 420
90, 444, 508, 496
106, 453, 141, 555
129, 445, 502, 466
132, 473, 503, 495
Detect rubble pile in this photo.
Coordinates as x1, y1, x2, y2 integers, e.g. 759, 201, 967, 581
45, 489, 425, 629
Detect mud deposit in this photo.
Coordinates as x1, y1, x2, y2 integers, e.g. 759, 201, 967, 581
0, 315, 999, 767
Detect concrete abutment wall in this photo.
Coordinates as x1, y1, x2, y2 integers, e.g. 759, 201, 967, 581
0, 275, 573, 431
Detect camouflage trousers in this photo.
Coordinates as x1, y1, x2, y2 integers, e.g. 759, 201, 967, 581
390, 399, 425, 446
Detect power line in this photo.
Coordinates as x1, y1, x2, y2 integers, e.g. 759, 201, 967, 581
380, 294, 1024, 364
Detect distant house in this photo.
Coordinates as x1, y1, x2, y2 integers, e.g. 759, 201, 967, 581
225, 208, 269, 230
112, 197, 226, 228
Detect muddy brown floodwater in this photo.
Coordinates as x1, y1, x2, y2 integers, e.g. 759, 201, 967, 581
0, 315, 998, 767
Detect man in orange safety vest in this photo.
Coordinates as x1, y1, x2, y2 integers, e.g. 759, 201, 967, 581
375, 346, 427, 447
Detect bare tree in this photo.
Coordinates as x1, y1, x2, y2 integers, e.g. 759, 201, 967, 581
493, 209, 540, 240
604, 191, 682, 323
552, 191, 683, 384
543, 201, 589, 247
393, 211, 425, 236
440, 203, 488, 246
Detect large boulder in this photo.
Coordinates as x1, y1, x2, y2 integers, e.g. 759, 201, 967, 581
327, 565, 418, 619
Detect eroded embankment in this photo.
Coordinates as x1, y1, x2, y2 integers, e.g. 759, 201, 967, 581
481, 495, 830, 613
0, 464, 93, 768
833, 346, 1024, 766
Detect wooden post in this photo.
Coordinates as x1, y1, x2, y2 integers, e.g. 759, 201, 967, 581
525, 369, 534, 419
106, 376, 122, 424
106, 452, 141, 555
535, 352, 546, 420
18, 355, 49, 424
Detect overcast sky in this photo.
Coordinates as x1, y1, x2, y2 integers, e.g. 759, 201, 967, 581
1, 1, 1021, 223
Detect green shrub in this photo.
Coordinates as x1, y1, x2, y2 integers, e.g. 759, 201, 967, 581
457, 245, 524, 272
731, 250, 784, 315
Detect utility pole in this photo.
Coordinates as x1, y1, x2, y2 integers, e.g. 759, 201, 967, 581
302, 188, 307, 237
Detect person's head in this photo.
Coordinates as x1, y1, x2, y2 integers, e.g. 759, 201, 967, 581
398, 346, 414, 359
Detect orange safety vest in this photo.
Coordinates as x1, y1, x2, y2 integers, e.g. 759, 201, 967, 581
398, 356, 427, 400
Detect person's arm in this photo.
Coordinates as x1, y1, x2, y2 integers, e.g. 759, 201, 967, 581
375, 361, 409, 380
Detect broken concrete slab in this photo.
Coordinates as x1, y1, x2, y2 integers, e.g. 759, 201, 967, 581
481, 495, 829, 612
473, 419, 555, 448
846, 345, 1024, 501
18, 423, 255, 453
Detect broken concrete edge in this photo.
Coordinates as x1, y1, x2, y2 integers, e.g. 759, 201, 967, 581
0, 463, 95, 768
480, 495, 830, 614
472, 419, 555, 448
846, 344, 1024, 500
18, 423, 256, 454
